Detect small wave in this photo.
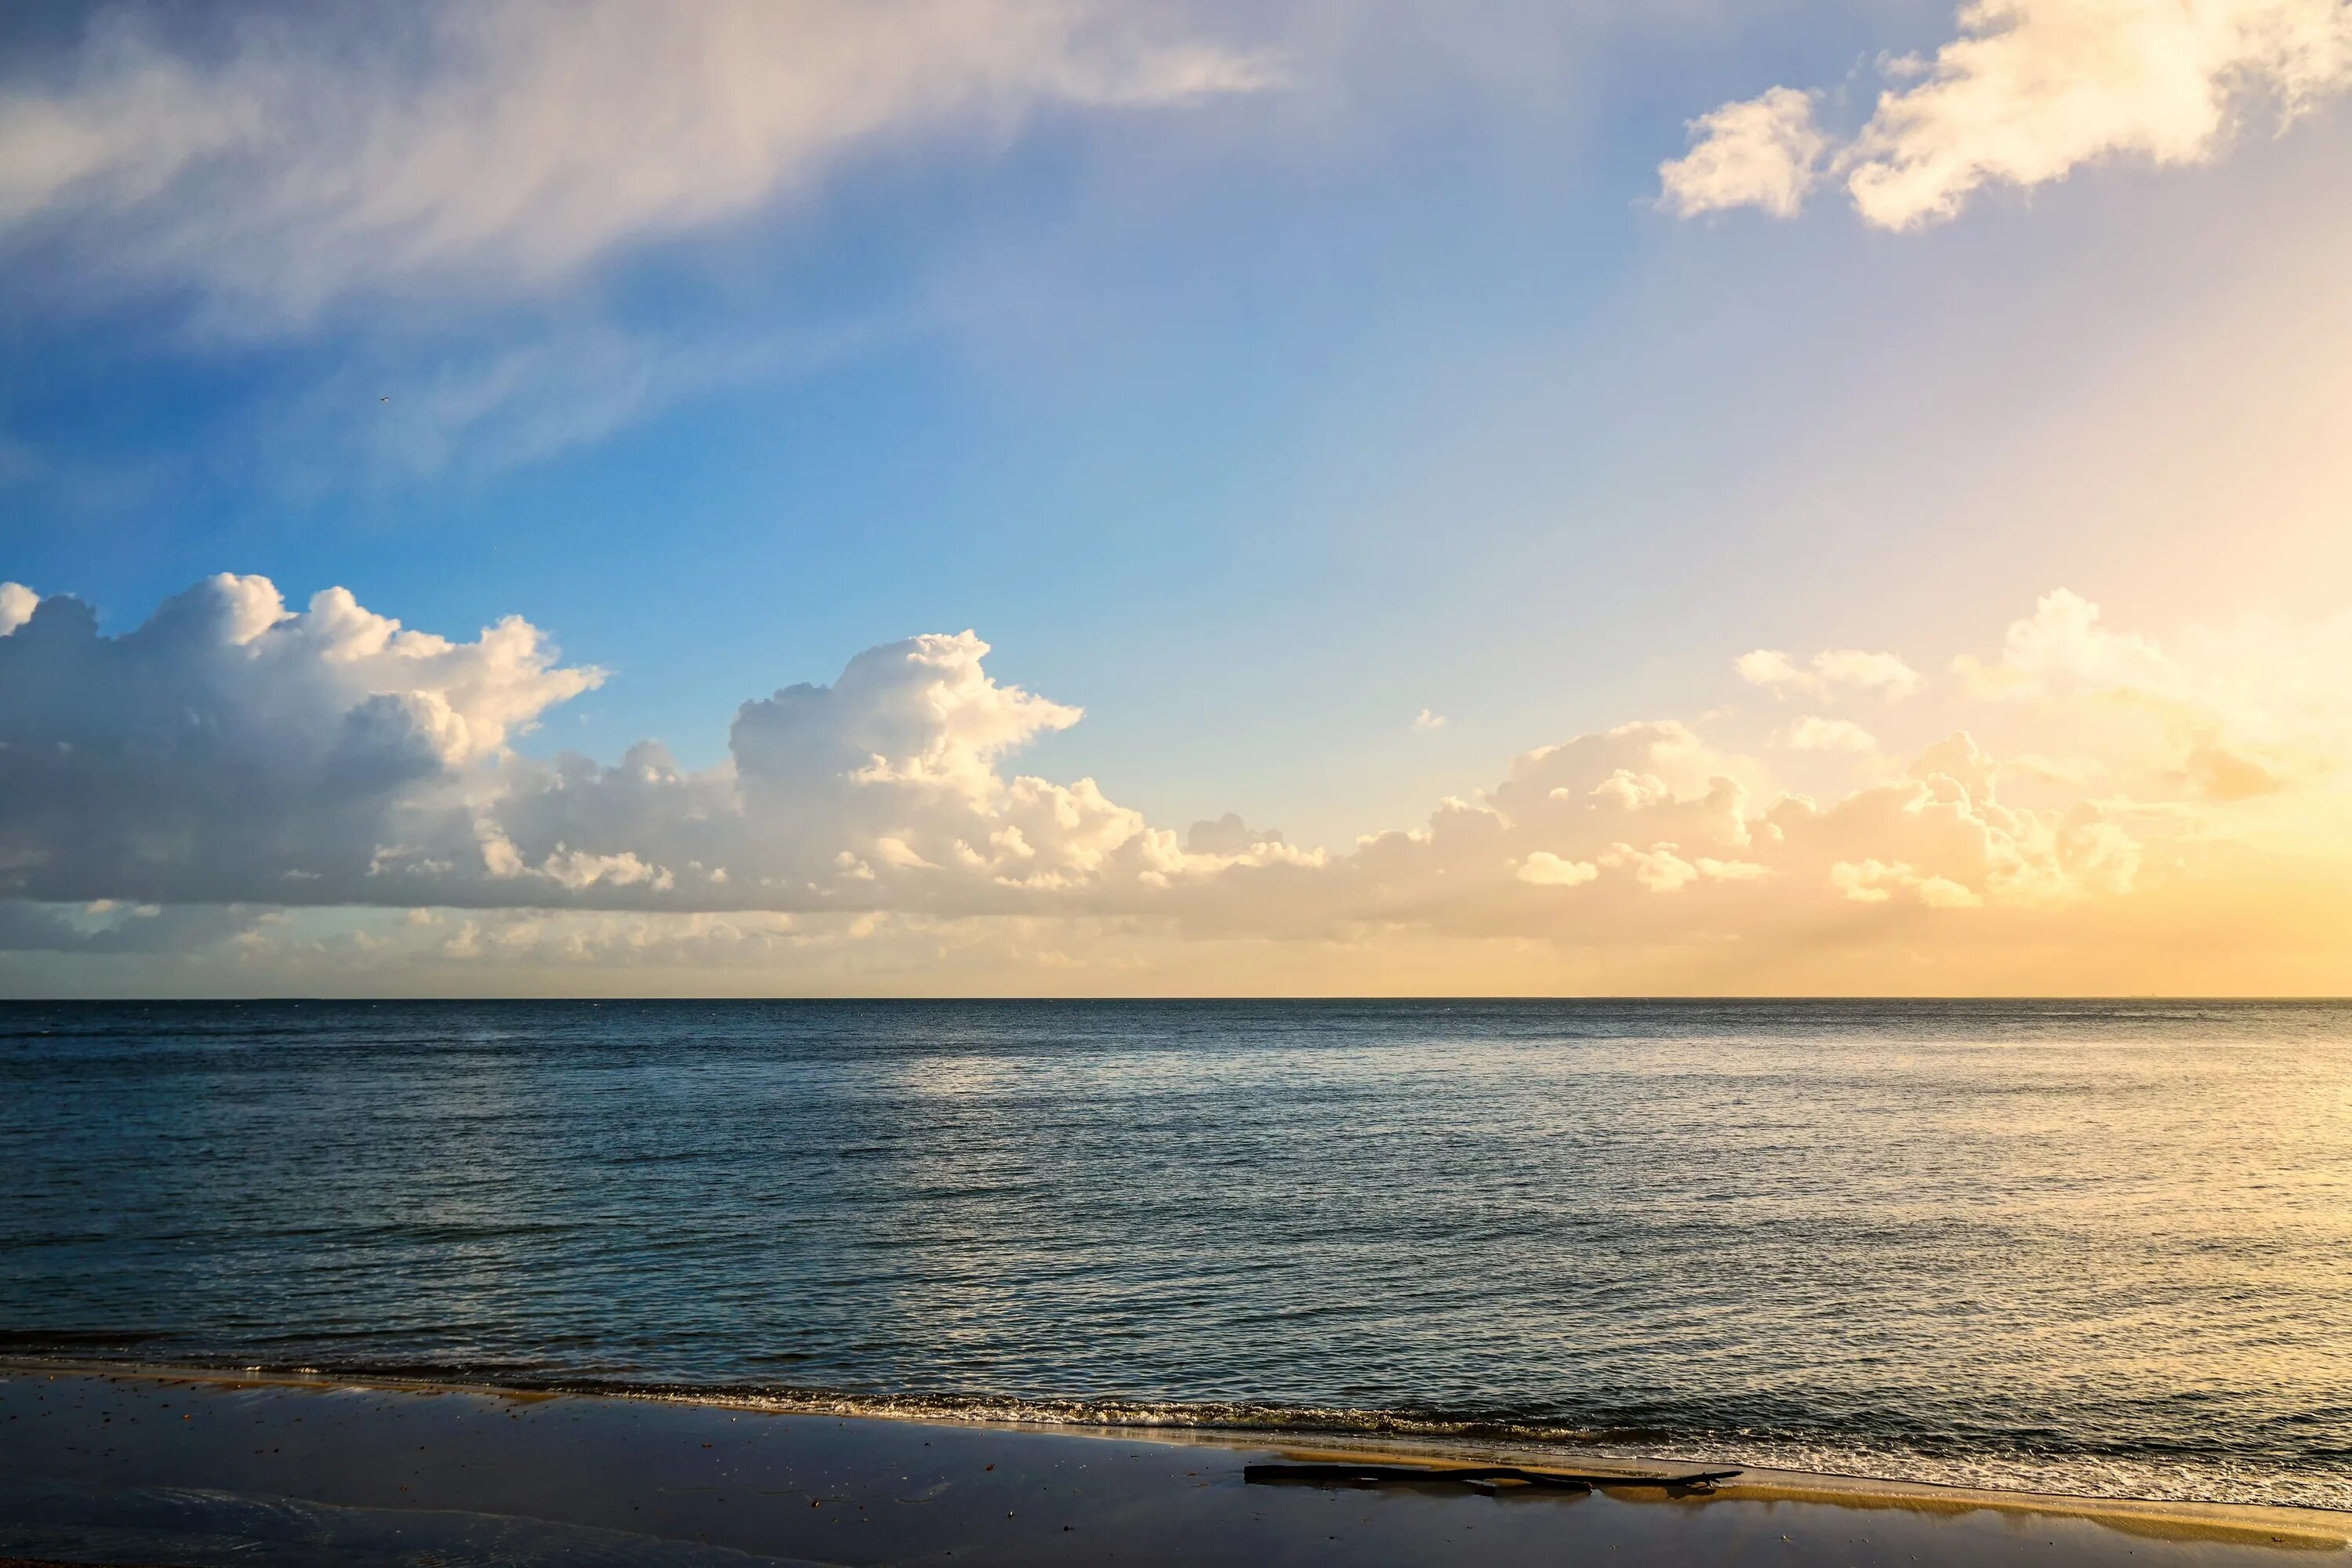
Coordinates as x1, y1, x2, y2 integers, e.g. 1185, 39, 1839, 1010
604, 1387, 2352, 1512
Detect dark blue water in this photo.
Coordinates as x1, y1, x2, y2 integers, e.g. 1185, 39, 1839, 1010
4, 999, 2349, 1508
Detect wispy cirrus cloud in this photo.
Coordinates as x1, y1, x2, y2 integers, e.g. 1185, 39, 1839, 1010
0, 2, 1283, 489
0, 0, 1281, 328
269, 314, 912, 486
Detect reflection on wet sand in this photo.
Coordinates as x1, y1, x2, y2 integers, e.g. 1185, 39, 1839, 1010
2, 1367, 2341, 1566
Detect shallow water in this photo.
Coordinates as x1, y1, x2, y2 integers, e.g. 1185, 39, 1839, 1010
3, 999, 2349, 1508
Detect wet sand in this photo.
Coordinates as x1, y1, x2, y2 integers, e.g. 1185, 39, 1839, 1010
2, 1365, 2343, 1566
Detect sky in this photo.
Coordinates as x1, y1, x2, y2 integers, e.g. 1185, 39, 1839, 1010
2, 0, 2349, 996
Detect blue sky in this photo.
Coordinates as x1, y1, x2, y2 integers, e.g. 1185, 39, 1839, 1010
2, 2, 1953, 832
4, 0, 2350, 993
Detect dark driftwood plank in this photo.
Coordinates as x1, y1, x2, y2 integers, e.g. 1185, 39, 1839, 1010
1243, 1462, 1743, 1492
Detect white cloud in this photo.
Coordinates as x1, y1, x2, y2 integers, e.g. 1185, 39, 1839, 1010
1738, 646, 1924, 699
1780, 715, 1882, 753
1813, 649, 1927, 698
1657, 86, 1828, 218
1412, 707, 1447, 731
8, 575, 2350, 989
1602, 842, 1704, 892
0, 582, 35, 635
1954, 587, 2348, 802
1733, 648, 1805, 688
0, 0, 1281, 325
0, 573, 598, 906
1664, 0, 2352, 228
534, 847, 674, 893
1846, 0, 2352, 229
1516, 851, 1599, 886
1952, 586, 2171, 698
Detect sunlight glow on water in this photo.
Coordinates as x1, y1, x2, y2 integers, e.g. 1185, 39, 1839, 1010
3, 999, 2349, 1509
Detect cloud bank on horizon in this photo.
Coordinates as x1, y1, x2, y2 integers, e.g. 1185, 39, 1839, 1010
4, 575, 2347, 994
1661, 0, 2352, 227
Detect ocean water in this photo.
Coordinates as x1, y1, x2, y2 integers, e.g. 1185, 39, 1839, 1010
3, 998, 2349, 1511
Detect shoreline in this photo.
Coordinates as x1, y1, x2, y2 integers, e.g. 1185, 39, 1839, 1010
2, 1361, 2343, 1565
8, 1352, 2339, 1512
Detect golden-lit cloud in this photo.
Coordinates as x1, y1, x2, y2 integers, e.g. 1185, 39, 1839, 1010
1658, 85, 1828, 218
1779, 717, 1882, 753
4, 575, 2349, 995
1664, 0, 2352, 227
1737, 647, 1925, 700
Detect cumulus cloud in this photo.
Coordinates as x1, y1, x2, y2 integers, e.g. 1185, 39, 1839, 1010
1516, 851, 1599, 887
1954, 587, 2346, 801
1411, 708, 1447, 732
0, 0, 1280, 325
1657, 86, 1828, 218
0, 578, 1238, 915
0, 582, 36, 634
0, 573, 599, 906
5, 575, 2348, 988
1185, 814, 1287, 856
1663, 0, 2352, 227
1115, 709, 2143, 942
1952, 586, 2172, 698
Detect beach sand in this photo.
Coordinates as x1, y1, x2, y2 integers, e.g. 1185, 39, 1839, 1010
2, 1365, 2343, 1566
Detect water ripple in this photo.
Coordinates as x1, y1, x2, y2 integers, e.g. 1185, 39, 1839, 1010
3, 997, 2349, 1511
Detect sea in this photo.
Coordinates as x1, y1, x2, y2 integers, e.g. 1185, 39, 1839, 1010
3, 998, 2348, 1511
